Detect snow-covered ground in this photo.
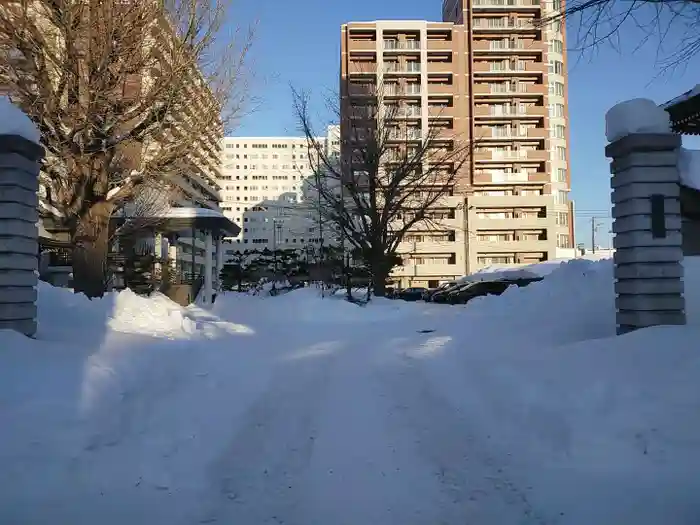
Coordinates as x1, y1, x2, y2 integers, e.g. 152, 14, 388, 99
2, 257, 700, 524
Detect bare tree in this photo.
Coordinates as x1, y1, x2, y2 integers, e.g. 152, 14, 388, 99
543, 0, 700, 72
292, 84, 471, 297
0, 0, 254, 297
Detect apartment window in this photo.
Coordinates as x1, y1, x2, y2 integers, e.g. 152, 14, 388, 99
548, 39, 564, 54
555, 190, 568, 205
557, 233, 571, 248
478, 256, 514, 265
557, 146, 567, 160
556, 211, 570, 226
549, 81, 565, 97
548, 103, 565, 118
548, 60, 565, 75
557, 167, 567, 182
553, 124, 566, 138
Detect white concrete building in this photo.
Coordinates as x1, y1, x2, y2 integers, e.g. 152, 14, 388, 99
219, 126, 340, 260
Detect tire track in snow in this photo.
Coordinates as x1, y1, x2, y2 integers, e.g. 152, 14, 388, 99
376, 335, 553, 525
192, 340, 344, 525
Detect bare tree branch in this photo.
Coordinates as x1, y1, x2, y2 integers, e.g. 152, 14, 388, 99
0, 0, 255, 296
540, 0, 700, 74
292, 81, 471, 296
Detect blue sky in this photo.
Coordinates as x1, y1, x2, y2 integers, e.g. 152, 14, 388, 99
232, 0, 698, 247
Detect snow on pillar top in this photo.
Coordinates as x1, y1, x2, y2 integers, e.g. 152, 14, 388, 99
0, 95, 40, 144
605, 98, 672, 143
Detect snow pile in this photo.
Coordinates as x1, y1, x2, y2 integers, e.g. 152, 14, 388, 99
451, 258, 617, 345
106, 289, 202, 338
465, 266, 543, 282
0, 95, 41, 143
2, 257, 700, 524
678, 147, 700, 191
605, 98, 671, 142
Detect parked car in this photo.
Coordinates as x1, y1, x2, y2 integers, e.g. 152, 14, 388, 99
431, 281, 474, 303
396, 287, 428, 301
422, 281, 457, 301
447, 277, 543, 305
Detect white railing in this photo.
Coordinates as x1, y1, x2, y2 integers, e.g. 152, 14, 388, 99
488, 83, 530, 94
489, 171, 530, 182
473, 18, 535, 29
491, 150, 529, 160
489, 40, 527, 50
384, 40, 421, 50
473, 0, 540, 6
489, 105, 527, 116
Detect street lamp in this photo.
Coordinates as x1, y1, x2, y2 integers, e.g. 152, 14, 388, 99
272, 218, 283, 276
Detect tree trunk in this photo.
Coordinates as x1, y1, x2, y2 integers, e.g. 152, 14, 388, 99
371, 266, 389, 297
71, 201, 114, 299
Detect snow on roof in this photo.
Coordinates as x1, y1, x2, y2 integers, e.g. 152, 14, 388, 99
605, 98, 671, 143
678, 148, 700, 191
661, 84, 700, 110
163, 207, 230, 219
0, 96, 40, 144
460, 267, 542, 283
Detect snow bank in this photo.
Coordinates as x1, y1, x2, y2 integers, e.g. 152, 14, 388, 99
605, 98, 671, 142
30, 282, 198, 340
451, 258, 617, 345
0, 95, 41, 144
3, 256, 700, 524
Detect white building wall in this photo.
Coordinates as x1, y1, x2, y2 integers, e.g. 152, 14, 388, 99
219, 126, 340, 261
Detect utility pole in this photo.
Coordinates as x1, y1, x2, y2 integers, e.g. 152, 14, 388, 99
591, 217, 603, 254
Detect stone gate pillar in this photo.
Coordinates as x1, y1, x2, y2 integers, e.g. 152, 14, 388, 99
0, 128, 43, 337
606, 133, 686, 334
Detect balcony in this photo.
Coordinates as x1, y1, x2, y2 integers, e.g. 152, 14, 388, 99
388, 130, 423, 141
473, 83, 546, 96
427, 39, 454, 51
427, 61, 454, 74
348, 62, 377, 75
477, 127, 547, 140
471, 193, 553, 207
430, 128, 456, 141
393, 261, 460, 277
472, 40, 538, 53
397, 240, 457, 253
472, 0, 541, 9
473, 171, 549, 184
349, 40, 377, 52
473, 61, 545, 74
404, 84, 422, 96
473, 105, 547, 118
427, 83, 454, 95
472, 18, 538, 31
383, 40, 421, 52
393, 107, 422, 118
428, 105, 454, 117
475, 239, 551, 253
474, 149, 547, 162
473, 215, 551, 230
348, 84, 376, 96
383, 62, 422, 74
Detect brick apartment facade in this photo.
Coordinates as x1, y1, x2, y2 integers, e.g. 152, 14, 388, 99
341, 0, 574, 287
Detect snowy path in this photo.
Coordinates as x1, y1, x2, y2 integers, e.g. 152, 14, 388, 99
2, 279, 700, 524
183, 310, 557, 525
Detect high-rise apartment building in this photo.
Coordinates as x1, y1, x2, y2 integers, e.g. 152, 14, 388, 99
219, 126, 340, 258
341, 0, 574, 287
